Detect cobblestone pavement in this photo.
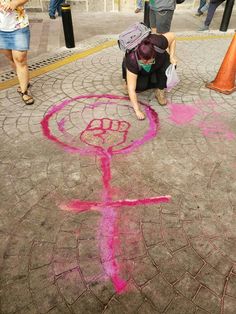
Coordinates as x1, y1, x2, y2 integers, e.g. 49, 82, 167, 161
0, 23, 236, 314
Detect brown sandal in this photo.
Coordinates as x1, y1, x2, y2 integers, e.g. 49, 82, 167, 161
20, 90, 34, 105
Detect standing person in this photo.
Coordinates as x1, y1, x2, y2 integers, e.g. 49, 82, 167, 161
135, 0, 143, 13
0, 0, 34, 105
122, 32, 177, 120
49, 0, 64, 19
198, 0, 225, 31
195, 0, 209, 16
149, 0, 176, 34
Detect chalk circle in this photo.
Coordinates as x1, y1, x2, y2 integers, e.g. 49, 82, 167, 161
41, 94, 159, 156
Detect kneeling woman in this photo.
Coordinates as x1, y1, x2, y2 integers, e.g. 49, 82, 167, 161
122, 32, 176, 120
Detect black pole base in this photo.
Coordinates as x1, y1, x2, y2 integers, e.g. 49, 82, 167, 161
61, 4, 75, 48
219, 0, 235, 32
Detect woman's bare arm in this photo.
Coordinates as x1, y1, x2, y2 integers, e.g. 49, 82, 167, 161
126, 69, 146, 120
163, 32, 177, 65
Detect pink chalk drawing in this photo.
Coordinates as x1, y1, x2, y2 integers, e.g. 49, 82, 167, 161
41, 94, 171, 293
168, 102, 235, 140
168, 103, 200, 125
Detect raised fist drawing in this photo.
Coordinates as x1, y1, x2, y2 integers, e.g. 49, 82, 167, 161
80, 118, 130, 150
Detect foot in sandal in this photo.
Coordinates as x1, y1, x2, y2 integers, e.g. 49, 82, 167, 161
19, 90, 34, 105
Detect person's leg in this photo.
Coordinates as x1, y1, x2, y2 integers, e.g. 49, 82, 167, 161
0, 49, 15, 70
56, 0, 64, 16
138, 0, 143, 9
49, 0, 57, 18
135, 0, 143, 13
205, 0, 224, 27
155, 10, 174, 34
12, 50, 34, 104
201, 1, 210, 13
196, 0, 206, 15
154, 53, 170, 105
149, 8, 157, 33
198, 0, 207, 12
12, 50, 29, 93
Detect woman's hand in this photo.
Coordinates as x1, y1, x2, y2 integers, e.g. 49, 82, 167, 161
1, 0, 18, 11
133, 105, 146, 120
1, 0, 26, 11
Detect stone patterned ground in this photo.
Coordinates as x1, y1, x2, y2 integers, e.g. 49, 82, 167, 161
0, 34, 236, 314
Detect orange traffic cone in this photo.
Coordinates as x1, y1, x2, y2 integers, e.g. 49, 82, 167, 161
206, 32, 236, 94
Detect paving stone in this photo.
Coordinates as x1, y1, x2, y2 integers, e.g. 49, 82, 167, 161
78, 238, 101, 260
194, 308, 208, 314
55, 231, 78, 249
148, 242, 173, 266
116, 282, 144, 312
0, 279, 31, 314
1, 254, 29, 285
182, 220, 203, 239
32, 284, 64, 313
193, 286, 221, 314
226, 274, 236, 298
56, 269, 86, 304
190, 237, 217, 260
120, 234, 147, 260
53, 248, 78, 275
17, 303, 39, 314
79, 258, 105, 283
29, 265, 55, 291
89, 279, 115, 304
174, 272, 200, 299
30, 241, 54, 269
196, 264, 225, 296
141, 222, 163, 247
137, 301, 161, 313
163, 227, 188, 252
205, 250, 233, 276
142, 273, 176, 312
165, 295, 196, 314
223, 295, 236, 314
71, 290, 104, 313
46, 302, 72, 314
0, 233, 9, 260
175, 246, 204, 276
103, 298, 127, 314
132, 256, 158, 286
158, 256, 186, 284
4, 235, 32, 256
211, 238, 236, 261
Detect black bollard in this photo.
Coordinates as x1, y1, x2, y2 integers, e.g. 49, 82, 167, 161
219, 0, 235, 32
61, 4, 75, 48
144, 1, 150, 28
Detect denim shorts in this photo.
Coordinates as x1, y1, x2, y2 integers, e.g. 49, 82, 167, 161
149, 9, 174, 33
0, 26, 30, 51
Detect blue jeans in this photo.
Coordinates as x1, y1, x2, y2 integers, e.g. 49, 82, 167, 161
0, 26, 30, 50
197, 0, 209, 13
136, 0, 143, 9
49, 0, 64, 16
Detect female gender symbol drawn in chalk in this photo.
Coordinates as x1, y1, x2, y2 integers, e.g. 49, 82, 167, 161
41, 94, 171, 293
